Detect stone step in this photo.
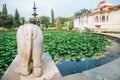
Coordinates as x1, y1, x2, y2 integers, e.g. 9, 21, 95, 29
60, 73, 89, 80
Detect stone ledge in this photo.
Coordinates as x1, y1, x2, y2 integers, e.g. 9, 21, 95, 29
83, 57, 120, 80
60, 73, 89, 80
1, 53, 62, 80
92, 33, 120, 42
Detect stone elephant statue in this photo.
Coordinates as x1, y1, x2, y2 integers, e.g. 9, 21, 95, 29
17, 24, 43, 77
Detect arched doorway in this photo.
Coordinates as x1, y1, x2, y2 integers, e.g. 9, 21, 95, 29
102, 16, 105, 22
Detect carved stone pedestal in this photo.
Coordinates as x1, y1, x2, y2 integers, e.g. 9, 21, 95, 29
1, 53, 62, 80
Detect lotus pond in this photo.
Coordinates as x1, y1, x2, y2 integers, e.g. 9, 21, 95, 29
0, 31, 111, 75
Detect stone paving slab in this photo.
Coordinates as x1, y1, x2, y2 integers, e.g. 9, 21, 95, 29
95, 33, 120, 39
83, 57, 120, 80
1, 53, 62, 80
61, 57, 120, 80
102, 33, 120, 38
60, 73, 89, 80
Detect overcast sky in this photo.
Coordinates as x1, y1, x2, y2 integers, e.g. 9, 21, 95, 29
0, 0, 120, 20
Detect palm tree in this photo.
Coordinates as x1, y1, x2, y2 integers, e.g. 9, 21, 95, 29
74, 8, 91, 17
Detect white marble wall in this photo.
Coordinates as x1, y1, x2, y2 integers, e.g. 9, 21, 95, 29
74, 9, 120, 32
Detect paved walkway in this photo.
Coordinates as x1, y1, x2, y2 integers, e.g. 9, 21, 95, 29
103, 33, 120, 38
99, 33, 120, 39
61, 33, 120, 80
61, 57, 120, 80
83, 56, 120, 80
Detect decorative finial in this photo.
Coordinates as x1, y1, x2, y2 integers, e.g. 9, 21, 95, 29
32, 1, 38, 18
103, 0, 106, 2
31, 1, 38, 24
34, 1, 35, 7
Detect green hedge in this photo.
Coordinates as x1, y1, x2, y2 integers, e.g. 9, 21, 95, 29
0, 32, 17, 75
44, 31, 111, 61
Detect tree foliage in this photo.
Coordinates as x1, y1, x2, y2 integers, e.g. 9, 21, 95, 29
0, 4, 25, 28
14, 9, 19, 20
56, 17, 73, 25
0, 13, 13, 27
69, 19, 74, 30
59, 17, 70, 24
2, 4, 7, 15
20, 17, 25, 25
55, 17, 74, 29
74, 8, 91, 16
39, 16, 50, 29
56, 17, 61, 27
51, 9, 55, 27
0, 4, 13, 27
13, 9, 20, 27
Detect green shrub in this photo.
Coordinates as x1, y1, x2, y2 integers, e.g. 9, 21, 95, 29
0, 32, 17, 75
44, 31, 111, 61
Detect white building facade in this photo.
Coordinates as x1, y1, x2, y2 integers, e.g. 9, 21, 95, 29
74, 0, 120, 32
